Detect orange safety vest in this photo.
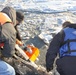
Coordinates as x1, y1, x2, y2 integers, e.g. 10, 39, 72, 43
0, 12, 12, 47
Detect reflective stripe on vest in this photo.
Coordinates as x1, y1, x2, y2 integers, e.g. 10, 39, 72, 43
0, 12, 12, 47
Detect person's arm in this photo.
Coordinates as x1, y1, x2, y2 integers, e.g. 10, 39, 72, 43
15, 25, 22, 41
46, 30, 64, 72
15, 26, 23, 46
1, 23, 16, 57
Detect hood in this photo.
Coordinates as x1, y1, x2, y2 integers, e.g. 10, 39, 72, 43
67, 24, 76, 29
1, 6, 16, 26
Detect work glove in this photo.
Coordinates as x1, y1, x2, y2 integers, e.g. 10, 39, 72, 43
47, 68, 51, 72
16, 39, 23, 46
46, 68, 54, 75
46, 63, 53, 72
46, 67, 53, 72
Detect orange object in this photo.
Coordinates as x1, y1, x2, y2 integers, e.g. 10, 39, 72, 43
0, 12, 12, 25
24, 45, 40, 62
16, 39, 23, 46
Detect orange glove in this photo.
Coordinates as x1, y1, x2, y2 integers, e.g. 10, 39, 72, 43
16, 39, 23, 46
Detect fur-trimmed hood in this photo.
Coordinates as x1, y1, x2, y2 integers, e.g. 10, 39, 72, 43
1, 6, 16, 26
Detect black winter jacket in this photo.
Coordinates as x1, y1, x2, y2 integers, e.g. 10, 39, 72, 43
46, 24, 76, 70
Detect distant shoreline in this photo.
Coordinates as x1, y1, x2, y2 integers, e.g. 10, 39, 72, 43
16, 9, 76, 14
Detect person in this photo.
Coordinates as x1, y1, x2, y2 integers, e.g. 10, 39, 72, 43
15, 11, 25, 75
0, 6, 17, 75
46, 21, 76, 75
2, 8, 25, 74
15, 11, 24, 42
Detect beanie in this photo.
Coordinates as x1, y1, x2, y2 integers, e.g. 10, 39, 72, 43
16, 11, 24, 23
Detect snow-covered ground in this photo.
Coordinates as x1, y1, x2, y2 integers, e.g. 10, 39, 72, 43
1, 0, 76, 12
1, 0, 75, 43
0, 0, 76, 48
0, 0, 76, 44
0, 0, 76, 75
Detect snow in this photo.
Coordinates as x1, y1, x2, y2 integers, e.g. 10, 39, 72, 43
0, 0, 76, 74
0, 0, 76, 13
0, 0, 76, 44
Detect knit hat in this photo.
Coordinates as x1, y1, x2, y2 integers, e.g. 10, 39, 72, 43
16, 11, 24, 23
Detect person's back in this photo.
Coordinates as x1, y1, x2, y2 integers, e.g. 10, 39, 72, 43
1, 6, 16, 57
46, 21, 76, 75
0, 6, 16, 75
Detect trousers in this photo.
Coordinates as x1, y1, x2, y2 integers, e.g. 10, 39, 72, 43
0, 60, 15, 75
56, 56, 76, 75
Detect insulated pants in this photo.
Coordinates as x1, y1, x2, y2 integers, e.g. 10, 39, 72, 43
56, 56, 76, 75
0, 60, 15, 75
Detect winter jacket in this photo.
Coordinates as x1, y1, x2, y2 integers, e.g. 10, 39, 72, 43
46, 24, 76, 71
15, 25, 22, 41
0, 6, 16, 57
